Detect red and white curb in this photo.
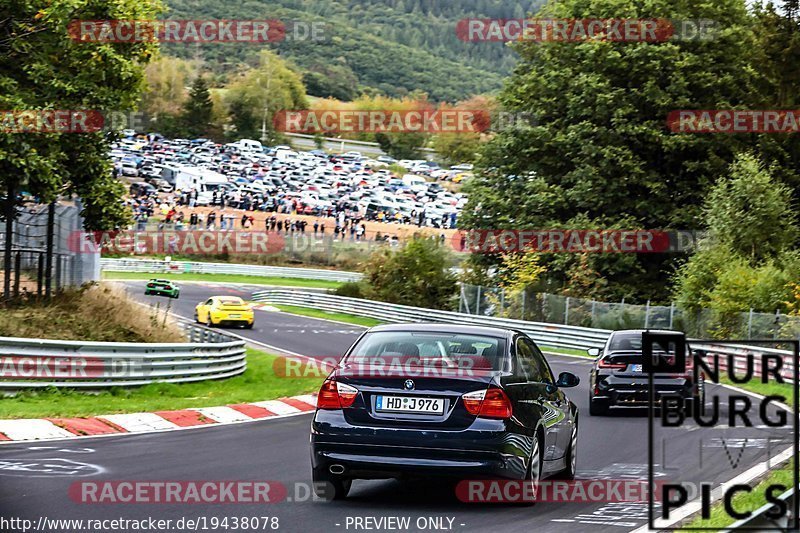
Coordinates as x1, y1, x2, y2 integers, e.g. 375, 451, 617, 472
0, 394, 317, 443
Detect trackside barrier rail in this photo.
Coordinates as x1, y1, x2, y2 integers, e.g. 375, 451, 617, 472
100, 258, 363, 282
251, 289, 610, 351
250, 289, 797, 381
0, 325, 246, 389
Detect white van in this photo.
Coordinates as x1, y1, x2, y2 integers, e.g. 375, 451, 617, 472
232, 139, 263, 154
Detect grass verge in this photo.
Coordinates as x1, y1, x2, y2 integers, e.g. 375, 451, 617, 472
274, 304, 384, 327
102, 271, 344, 289
684, 460, 795, 529
0, 348, 323, 419
541, 345, 593, 358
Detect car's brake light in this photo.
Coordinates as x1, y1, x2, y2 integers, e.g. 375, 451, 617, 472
462, 387, 513, 419
599, 358, 627, 369
317, 379, 358, 409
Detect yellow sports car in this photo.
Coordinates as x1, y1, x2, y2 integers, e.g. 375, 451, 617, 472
195, 296, 254, 329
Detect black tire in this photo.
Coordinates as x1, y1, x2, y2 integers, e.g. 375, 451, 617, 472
522, 432, 542, 505
312, 469, 352, 501
244, 323, 253, 329
589, 398, 609, 416
554, 423, 578, 480
144, 290, 150, 296
206, 316, 214, 327
194, 312, 200, 324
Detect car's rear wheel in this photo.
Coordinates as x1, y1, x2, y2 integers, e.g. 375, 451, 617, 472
206, 316, 214, 327
312, 469, 352, 501
522, 433, 541, 504
589, 397, 608, 416
555, 423, 578, 480
244, 323, 253, 329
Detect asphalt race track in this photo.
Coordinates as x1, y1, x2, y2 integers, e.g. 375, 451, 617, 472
0, 281, 793, 533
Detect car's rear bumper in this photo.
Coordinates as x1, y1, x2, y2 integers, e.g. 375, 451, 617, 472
594, 379, 696, 406
311, 410, 530, 480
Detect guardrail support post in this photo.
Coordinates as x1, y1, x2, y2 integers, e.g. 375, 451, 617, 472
644, 300, 651, 328
748, 308, 753, 338
565, 297, 570, 324
669, 301, 675, 329
13, 252, 20, 297
475, 286, 481, 316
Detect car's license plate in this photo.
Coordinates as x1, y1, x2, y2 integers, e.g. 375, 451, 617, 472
229, 314, 241, 318
630, 364, 643, 372
375, 395, 444, 414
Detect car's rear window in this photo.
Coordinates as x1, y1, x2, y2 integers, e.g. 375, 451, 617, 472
608, 333, 643, 352
344, 332, 507, 371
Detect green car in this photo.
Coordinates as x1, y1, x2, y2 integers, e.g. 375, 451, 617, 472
144, 279, 180, 298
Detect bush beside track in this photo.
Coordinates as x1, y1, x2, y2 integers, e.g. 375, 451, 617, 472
0, 284, 184, 343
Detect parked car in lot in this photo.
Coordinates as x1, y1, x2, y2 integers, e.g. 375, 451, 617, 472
587, 329, 704, 415
195, 296, 254, 329
310, 323, 580, 499
144, 279, 180, 298
129, 181, 156, 197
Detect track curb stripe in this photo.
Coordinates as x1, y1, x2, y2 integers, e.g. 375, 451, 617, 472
154, 410, 216, 427
47, 417, 124, 436
0, 394, 317, 443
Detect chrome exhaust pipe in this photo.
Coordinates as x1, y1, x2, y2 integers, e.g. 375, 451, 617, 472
329, 464, 345, 475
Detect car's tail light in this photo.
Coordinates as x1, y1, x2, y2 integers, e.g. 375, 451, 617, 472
147, 283, 155, 288
462, 387, 513, 419
599, 358, 627, 369
317, 379, 358, 409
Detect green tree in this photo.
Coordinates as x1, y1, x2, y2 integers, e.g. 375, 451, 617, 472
704, 152, 797, 262
224, 50, 308, 142
181, 76, 214, 139
361, 238, 457, 309
463, 0, 769, 299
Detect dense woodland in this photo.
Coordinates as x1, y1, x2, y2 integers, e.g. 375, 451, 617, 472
164, 0, 540, 101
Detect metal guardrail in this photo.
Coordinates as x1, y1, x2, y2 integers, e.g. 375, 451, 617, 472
250, 289, 798, 380
0, 325, 246, 389
251, 289, 610, 351
100, 258, 363, 282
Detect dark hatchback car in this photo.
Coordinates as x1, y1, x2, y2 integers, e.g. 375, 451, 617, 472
588, 329, 704, 415
310, 324, 580, 499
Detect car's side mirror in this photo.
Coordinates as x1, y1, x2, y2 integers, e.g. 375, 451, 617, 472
587, 348, 600, 357
556, 372, 580, 388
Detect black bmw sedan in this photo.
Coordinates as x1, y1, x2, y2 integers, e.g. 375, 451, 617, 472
588, 329, 704, 415
310, 323, 580, 499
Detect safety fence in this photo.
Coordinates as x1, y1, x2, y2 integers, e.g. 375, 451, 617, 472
459, 284, 800, 341
100, 258, 362, 282
0, 324, 246, 389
